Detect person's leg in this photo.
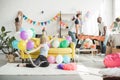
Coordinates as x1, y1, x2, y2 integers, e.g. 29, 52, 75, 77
68, 31, 76, 44
102, 35, 109, 54
25, 55, 41, 68
26, 63, 35, 68
102, 44, 106, 53
101, 42, 104, 53
40, 61, 49, 67
17, 63, 26, 67
39, 55, 49, 67
34, 55, 41, 65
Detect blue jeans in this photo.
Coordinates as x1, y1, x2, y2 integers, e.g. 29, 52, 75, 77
100, 42, 106, 53
68, 31, 76, 44
100, 35, 109, 54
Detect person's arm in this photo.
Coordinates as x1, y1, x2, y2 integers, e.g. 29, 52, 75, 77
99, 31, 101, 36
48, 37, 56, 44
103, 26, 107, 36
47, 33, 59, 44
75, 19, 80, 38
26, 44, 43, 54
110, 22, 114, 30
75, 24, 79, 37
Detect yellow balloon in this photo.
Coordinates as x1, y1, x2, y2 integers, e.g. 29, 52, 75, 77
18, 40, 26, 51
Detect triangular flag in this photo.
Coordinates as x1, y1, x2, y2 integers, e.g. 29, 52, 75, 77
38, 22, 40, 26
44, 22, 47, 25
41, 22, 44, 26
33, 21, 36, 25
47, 21, 50, 24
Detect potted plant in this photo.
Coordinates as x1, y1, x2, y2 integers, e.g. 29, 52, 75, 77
0, 26, 17, 62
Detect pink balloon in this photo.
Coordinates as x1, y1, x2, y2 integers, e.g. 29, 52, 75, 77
20, 31, 28, 40
104, 53, 120, 68
63, 63, 77, 70
66, 36, 72, 43
47, 56, 55, 64
27, 40, 34, 50
47, 43, 51, 48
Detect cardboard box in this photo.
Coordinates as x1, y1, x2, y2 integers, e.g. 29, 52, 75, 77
106, 46, 112, 55
112, 48, 120, 53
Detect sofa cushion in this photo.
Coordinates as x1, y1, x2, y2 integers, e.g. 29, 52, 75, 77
48, 48, 72, 54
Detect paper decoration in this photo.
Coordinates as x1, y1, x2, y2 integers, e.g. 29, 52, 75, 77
23, 13, 60, 26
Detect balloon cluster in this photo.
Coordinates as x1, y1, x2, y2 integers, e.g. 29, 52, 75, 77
12, 28, 36, 51
47, 55, 71, 64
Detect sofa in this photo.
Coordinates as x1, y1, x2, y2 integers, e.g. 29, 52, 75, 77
20, 37, 75, 62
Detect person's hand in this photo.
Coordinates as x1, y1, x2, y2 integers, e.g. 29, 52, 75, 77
109, 27, 112, 31
76, 34, 79, 39
25, 51, 30, 54
55, 33, 59, 38
52, 33, 59, 39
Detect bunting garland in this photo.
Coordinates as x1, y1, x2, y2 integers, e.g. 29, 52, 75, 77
23, 11, 91, 27
23, 13, 60, 26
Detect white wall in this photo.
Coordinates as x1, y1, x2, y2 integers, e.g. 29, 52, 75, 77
103, 0, 113, 27
113, 0, 120, 19
0, 0, 113, 36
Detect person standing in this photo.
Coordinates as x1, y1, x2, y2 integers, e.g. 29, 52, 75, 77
68, 16, 76, 44
97, 17, 108, 55
15, 11, 23, 32
75, 12, 82, 38
75, 12, 83, 48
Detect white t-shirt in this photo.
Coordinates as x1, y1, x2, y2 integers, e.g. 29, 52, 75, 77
98, 22, 105, 35
40, 43, 49, 57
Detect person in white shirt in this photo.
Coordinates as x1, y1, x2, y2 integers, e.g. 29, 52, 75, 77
97, 17, 108, 55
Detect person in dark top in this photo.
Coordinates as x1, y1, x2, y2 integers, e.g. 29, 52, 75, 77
75, 12, 82, 38
74, 12, 83, 48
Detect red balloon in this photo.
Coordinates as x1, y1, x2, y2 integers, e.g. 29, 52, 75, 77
63, 63, 77, 70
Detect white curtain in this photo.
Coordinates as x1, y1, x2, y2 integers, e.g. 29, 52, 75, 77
114, 0, 120, 19
82, 0, 105, 36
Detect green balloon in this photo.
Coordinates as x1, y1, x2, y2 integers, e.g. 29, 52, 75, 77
30, 28, 36, 37
60, 40, 69, 48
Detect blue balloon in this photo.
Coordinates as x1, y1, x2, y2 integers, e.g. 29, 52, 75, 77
63, 55, 70, 63
12, 40, 19, 49
19, 28, 26, 32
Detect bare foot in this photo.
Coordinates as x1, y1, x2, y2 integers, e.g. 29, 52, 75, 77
17, 63, 26, 67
